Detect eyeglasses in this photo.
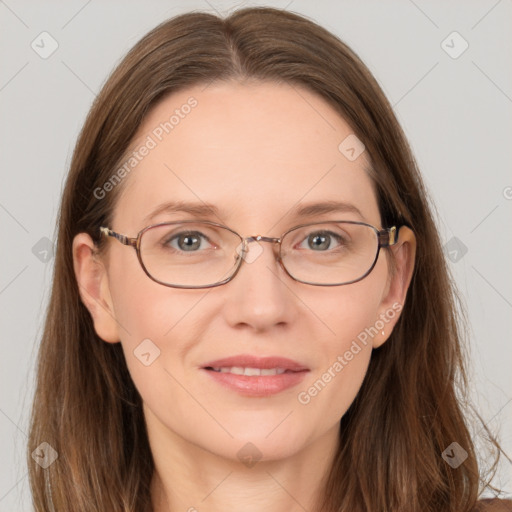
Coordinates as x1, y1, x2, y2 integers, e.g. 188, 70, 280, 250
99, 220, 399, 289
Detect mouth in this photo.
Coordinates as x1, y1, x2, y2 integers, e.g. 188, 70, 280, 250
201, 355, 309, 397
206, 366, 290, 376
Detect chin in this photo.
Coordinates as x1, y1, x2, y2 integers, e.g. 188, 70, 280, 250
224, 421, 316, 462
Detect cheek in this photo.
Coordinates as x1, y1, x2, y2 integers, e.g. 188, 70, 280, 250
107, 248, 200, 343
107, 258, 202, 377
297, 267, 387, 419
318, 268, 386, 346
108, 275, 206, 430
295, 307, 374, 431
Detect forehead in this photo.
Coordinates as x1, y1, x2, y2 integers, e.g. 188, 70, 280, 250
112, 80, 379, 233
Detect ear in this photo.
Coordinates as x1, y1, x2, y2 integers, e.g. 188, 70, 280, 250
72, 232, 120, 343
372, 226, 416, 349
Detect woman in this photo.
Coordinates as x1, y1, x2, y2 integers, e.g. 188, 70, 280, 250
27, 6, 510, 512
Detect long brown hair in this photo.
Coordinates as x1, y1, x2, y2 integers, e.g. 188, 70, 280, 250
27, 6, 508, 511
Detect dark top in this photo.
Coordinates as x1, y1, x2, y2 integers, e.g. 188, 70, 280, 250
474, 499, 512, 511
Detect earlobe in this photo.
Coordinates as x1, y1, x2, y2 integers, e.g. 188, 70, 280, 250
72, 233, 120, 343
373, 225, 417, 349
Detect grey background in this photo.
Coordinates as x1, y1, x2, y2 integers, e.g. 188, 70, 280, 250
1, 0, 511, 509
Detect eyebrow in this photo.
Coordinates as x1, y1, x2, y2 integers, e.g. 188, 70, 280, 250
142, 199, 365, 225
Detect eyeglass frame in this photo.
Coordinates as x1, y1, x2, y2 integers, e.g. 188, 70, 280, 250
98, 219, 399, 289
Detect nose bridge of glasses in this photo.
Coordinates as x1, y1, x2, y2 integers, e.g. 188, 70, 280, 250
247, 235, 280, 243
244, 234, 280, 246
241, 235, 281, 258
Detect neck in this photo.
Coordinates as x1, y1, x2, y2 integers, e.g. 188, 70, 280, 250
148, 417, 338, 512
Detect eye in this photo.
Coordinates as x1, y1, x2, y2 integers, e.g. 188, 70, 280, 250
297, 230, 347, 251
163, 230, 214, 252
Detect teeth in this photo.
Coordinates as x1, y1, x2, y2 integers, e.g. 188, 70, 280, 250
210, 366, 287, 376
262, 368, 286, 375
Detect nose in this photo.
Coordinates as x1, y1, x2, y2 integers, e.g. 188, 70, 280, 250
221, 235, 297, 332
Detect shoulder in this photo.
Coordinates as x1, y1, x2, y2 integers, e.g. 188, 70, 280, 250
472, 499, 512, 511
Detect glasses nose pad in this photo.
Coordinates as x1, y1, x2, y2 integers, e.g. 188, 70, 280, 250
234, 239, 246, 263
235, 237, 265, 264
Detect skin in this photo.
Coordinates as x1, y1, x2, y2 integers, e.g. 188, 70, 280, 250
73, 81, 416, 512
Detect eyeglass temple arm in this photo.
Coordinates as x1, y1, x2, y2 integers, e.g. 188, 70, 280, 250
99, 226, 138, 247
378, 226, 398, 248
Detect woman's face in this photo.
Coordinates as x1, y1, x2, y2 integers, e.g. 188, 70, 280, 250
74, 81, 414, 463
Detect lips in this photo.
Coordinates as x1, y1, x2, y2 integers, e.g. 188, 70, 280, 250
201, 355, 309, 397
